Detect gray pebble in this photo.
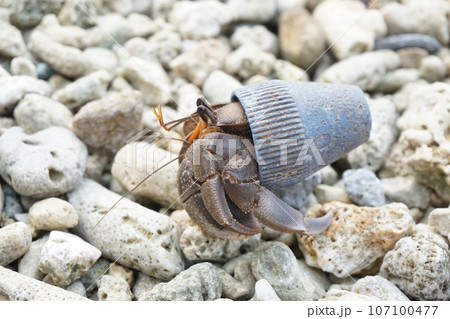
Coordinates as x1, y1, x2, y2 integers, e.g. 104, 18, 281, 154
251, 242, 326, 300
18, 235, 48, 280
380, 232, 450, 300
68, 179, 184, 281
0, 222, 31, 266
141, 263, 222, 301
0, 126, 87, 198
97, 275, 132, 301
0, 265, 88, 301
13, 93, 74, 134
1, 184, 23, 218
80, 258, 111, 293
343, 168, 386, 207
39, 231, 102, 287
375, 34, 442, 53
36, 63, 53, 81
0, 76, 51, 114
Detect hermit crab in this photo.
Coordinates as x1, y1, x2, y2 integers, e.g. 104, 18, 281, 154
154, 80, 371, 239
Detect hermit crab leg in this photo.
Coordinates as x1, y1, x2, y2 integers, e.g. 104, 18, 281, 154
178, 159, 247, 239
201, 175, 262, 236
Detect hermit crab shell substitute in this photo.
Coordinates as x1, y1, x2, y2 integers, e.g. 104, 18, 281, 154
231, 80, 371, 189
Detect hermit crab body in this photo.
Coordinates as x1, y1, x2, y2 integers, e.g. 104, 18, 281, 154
159, 80, 371, 239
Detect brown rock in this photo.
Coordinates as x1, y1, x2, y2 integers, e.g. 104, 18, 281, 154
73, 90, 144, 156
297, 202, 414, 278
279, 8, 326, 70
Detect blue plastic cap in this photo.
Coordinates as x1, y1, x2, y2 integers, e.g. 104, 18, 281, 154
231, 80, 371, 189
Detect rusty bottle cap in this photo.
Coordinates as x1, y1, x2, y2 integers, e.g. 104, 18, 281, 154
231, 80, 371, 189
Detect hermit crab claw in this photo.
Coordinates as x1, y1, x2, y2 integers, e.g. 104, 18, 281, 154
304, 210, 333, 234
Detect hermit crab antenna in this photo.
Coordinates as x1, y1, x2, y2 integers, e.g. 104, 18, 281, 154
151, 104, 195, 131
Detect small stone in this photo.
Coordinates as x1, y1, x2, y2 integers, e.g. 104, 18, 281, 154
322, 288, 379, 301
82, 13, 156, 48
375, 68, 420, 94
214, 266, 249, 300
381, 0, 449, 45
202, 70, 242, 104
36, 63, 53, 81
39, 231, 101, 287
68, 179, 184, 281
132, 272, 163, 300
320, 166, 339, 186
352, 275, 410, 301
180, 224, 260, 262
1, 0, 65, 28
173, 81, 202, 115
79, 258, 110, 292
0, 20, 26, 57
65, 280, 86, 297
1, 184, 23, 218
279, 8, 326, 70
297, 202, 414, 278
398, 47, 429, 69
108, 263, 134, 288
343, 168, 386, 207
272, 59, 309, 81
112, 142, 182, 209
170, 39, 229, 87
36, 14, 87, 48
384, 82, 450, 201
0, 76, 51, 114
228, 0, 277, 23
97, 275, 133, 301
28, 31, 87, 79
382, 176, 431, 210
73, 90, 144, 156
0, 126, 87, 198
318, 50, 401, 91
250, 279, 281, 301
140, 263, 222, 301
233, 258, 257, 298
314, 0, 386, 60
52, 69, 113, 109
0, 265, 88, 301
10, 57, 36, 77
13, 93, 73, 134
27, 198, 79, 237
58, 0, 100, 28
82, 47, 118, 75
315, 184, 351, 204
347, 97, 398, 171
374, 34, 442, 54
124, 31, 181, 68
121, 57, 171, 105
251, 242, 327, 300
231, 24, 278, 55
18, 235, 48, 280
224, 44, 276, 80
0, 222, 32, 266
428, 207, 450, 237
380, 232, 450, 300
419, 55, 446, 82
169, 0, 231, 40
